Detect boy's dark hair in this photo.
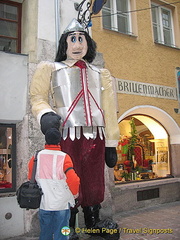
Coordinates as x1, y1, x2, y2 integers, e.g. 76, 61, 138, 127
55, 31, 97, 63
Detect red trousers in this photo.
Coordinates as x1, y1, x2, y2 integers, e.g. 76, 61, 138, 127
61, 131, 105, 207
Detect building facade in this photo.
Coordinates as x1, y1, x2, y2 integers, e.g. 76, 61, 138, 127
91, 0, 180, 215
0, 0, 180, 238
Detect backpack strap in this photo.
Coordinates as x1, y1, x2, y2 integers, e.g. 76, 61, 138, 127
30, 150, 41, 183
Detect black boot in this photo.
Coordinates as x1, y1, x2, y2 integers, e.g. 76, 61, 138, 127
83, 205, 120, 240
69, 207, 79, 240
83, 204, 101, 228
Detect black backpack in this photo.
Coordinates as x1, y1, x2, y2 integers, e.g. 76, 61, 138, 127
16, 151, 43, 210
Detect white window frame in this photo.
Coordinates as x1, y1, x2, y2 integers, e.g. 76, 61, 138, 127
102, 0, 132, 35
151, 2, 175, 47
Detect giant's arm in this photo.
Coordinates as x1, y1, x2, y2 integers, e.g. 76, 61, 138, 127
101, 68, 120, 167
30, 61, 61, 134
30, 61, 55, 123
101, 68, 119, 146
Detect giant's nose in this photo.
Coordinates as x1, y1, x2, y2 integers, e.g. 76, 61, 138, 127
72, 39, 83, 50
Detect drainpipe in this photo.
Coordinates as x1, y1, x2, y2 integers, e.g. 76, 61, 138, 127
54, 0, 60, 51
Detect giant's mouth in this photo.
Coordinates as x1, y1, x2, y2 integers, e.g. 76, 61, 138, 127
72, 52, 82, 54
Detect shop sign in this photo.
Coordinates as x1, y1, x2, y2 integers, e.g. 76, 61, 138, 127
116, 78, 177, 100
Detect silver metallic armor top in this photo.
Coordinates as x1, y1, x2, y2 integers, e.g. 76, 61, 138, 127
52, 62, 105, 140
63, 18, 85, 34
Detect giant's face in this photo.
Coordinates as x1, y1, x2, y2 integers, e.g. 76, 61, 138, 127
66, 32, 88, 60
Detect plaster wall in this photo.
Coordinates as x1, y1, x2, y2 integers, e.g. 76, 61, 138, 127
37, 0, 56, 42
21, 0, 57, 63
92, 0, 180, 127
0, 196, 24, 239
0, 52, 28, 123
59, 0, 80, 35
21, 0, 38, 62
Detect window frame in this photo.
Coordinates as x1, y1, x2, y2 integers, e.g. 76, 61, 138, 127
0, 0, 22, 53
151, 2, 175, 47
0, 124, 16, 193
102, 0, 133, 35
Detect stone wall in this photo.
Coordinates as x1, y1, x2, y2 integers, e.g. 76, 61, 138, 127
113, 178, 180, 213
171, 144, 180, 177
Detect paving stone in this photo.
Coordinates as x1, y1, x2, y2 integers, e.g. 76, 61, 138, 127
115, 201, 180, 240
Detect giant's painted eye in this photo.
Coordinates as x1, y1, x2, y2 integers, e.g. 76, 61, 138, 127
78, 36, 83, 43
71, 36, 76, 43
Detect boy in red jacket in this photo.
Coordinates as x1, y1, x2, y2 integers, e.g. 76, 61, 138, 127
28, 128, 80, 240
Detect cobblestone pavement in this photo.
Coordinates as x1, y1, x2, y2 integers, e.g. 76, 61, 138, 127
114, 200, 180, 240
7, 201, 180, 240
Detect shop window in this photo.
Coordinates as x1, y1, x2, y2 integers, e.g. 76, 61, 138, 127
102, 0, 133, 35
0, 0, 22, 53
114, 115, 171, 183
151, 2, 175, 47
0, 124, 16, 193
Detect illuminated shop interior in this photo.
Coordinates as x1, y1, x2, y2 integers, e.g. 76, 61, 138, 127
0, 126, 13, 189
114, 115, 170, 183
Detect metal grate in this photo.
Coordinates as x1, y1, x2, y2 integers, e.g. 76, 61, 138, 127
137, 188, 159, 201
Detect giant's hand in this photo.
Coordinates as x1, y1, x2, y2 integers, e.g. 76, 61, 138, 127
40, 112, 61, 135
105, 147, 117, 168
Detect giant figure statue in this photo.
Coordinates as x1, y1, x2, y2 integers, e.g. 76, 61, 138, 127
30, 19, 119, 239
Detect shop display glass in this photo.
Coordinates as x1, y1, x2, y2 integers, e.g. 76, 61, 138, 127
0, 124, 16, 192
114, 115, 170, 183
